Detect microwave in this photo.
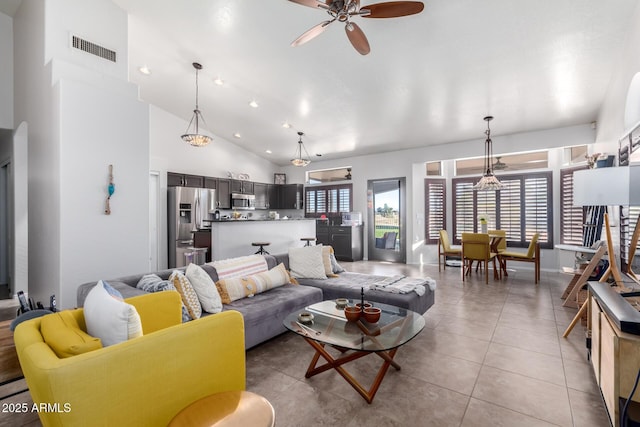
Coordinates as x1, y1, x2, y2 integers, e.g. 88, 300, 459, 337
231, 193, 255, 210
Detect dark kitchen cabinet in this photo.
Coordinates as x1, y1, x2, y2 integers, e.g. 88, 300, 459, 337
167, 172, 203, 188
216, 179, 231, 209
315, 220, 330, 246
317, 224, 363, 262
280, 184, 304, 209
268, 184, 279, 210
203, 177, 217, 189
231, 179, 254, 194
193, 230, 212, 263
254, 183, 269, 209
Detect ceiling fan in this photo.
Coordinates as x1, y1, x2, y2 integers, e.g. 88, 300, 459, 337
493, 156, 508, 171
288, 0, 425, 55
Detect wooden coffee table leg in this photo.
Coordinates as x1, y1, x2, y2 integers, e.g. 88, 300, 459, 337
301, 337, 401, 403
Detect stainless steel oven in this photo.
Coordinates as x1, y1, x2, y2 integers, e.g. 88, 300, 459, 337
231, 193, 255, 210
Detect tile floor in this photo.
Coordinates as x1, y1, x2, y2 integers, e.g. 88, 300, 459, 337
246, 261, 609, 427
0, 261, 610, 426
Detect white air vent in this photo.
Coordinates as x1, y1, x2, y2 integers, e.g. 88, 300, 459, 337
71, 35, 116, 62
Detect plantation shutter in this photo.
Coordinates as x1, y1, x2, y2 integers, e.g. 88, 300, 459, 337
424, 179, 446, 244
497, 178, 522, 241
453, 180, 475, 242
523, 175, 551, 243
560, 167, 586, 245
305, 190, 316, 214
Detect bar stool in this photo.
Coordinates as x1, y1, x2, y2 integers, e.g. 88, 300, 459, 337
300, 237, 316, 247
252, 242, 270, 255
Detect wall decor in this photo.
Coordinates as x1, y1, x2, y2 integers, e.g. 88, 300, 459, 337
105, 164, 115, 215
274, 173, 286, 185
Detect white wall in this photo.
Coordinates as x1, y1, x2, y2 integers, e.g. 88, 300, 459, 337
13, 123, 28, 297
58, 78, 149, 307
0, 12, 13, 129
14, 0, 149, 308
44, 0, 128, 82
284, 124, 596, 267
596, 3, 640, 148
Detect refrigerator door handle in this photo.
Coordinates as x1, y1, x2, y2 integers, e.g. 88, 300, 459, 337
194, 191, 200, 231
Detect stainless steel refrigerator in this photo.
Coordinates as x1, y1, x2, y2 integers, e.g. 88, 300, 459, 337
168, 187, 216, 268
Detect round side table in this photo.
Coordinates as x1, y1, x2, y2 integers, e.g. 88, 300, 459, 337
168, 390, 275, 427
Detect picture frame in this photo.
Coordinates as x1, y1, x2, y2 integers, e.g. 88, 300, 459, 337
274, 173, 286, 185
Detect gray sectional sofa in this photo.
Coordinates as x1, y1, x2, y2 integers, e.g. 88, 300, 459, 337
77, 253, 434, 349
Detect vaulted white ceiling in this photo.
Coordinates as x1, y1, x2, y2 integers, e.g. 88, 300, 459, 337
6, 1, 640, 165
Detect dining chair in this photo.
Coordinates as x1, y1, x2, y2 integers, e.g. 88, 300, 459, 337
498, 232, 540, 284
461, 233, 498, 284
488, 229, 507, 275
438, 230, 461, 271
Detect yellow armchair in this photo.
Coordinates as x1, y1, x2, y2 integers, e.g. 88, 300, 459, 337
14, 291, 246, 427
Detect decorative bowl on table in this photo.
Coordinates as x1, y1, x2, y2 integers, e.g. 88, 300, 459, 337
355, 302, 372, 311
344, 306, 361, 322
297, 312, 314, 324
335, 298, 349, 309
363, 307, 381, 323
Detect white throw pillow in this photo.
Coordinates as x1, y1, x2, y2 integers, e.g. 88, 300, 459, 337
186, 263, 222, 313
84, 280, 143, 347
288, 245, 327, 279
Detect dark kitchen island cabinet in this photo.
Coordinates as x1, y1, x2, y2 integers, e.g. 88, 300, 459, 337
316, 221, 363, 262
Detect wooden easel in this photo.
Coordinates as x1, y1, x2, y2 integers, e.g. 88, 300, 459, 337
563, 213, 627, 337
561, 246, 606, 308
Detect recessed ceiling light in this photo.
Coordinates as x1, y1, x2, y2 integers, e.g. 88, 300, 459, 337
138, 65, 151, 75
265, 149, 272, 154
249, 100, 259, 108
233, 132, 241, 139
214, 77, 224, 86
282, 122, 292, 129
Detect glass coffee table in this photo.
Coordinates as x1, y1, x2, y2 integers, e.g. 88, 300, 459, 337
283, 300, 425, 403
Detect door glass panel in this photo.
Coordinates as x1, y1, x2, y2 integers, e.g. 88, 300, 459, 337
373, 181, 400, 252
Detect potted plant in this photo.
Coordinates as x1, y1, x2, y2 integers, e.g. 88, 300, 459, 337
478, 214, 489, 234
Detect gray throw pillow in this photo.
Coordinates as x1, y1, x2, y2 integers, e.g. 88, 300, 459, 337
136, 274, 191, 322
330, 253, 345, 273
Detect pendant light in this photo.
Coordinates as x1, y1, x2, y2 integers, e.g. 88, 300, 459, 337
291, 131, 311, 167
473, 116, 505, 191
181, 62, 212, 147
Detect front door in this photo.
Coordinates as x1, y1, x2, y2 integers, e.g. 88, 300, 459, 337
367, 178, 406, 263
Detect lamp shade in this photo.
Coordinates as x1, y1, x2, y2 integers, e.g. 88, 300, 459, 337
573, 166, 640, 206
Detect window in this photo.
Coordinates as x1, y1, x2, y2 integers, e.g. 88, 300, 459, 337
426, 162, 442, 176
560, 167, 587, 245
455, 151, 549, 175
424, 179, 446, 244
452, 172, 553, 248
305, 184, 352, 218
307, 167, 352, 184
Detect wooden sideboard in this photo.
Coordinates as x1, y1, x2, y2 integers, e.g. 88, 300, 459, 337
589, 283, 640, 426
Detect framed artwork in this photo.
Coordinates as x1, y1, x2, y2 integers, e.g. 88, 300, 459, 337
274, 173, 287, 185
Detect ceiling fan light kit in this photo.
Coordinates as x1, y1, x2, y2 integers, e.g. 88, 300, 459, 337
288, 0, 424, 55
473, 116, 505, 191
291, 131, 312, 167
181, 62, 212, 147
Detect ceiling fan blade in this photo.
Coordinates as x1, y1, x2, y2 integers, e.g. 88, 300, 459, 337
287, 0, 330, 10
345, 22, 370, 55
361, 1, 424, 18
291, 20, 334, 47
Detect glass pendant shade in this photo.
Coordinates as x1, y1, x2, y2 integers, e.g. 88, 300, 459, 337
291, 132, 311, 167
473, 116, 505, 191
181, 62, 212, 147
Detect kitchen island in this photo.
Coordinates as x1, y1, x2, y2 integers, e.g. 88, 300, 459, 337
210, 218, 316, 260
